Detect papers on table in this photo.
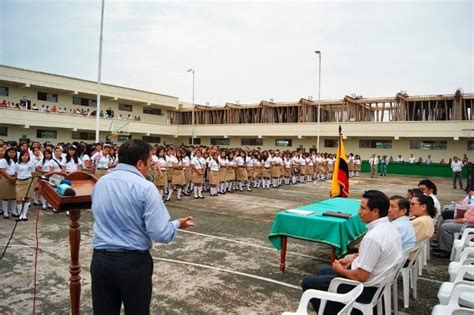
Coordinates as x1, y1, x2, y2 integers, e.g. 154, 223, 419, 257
285, 209, 314, 215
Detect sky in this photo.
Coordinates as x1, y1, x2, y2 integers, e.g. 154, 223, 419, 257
0, 0, 473, 105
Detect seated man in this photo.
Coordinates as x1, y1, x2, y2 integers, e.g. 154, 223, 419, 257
433, 190, 474, 258
388, 195, 416, 251
301, 190, 402, 314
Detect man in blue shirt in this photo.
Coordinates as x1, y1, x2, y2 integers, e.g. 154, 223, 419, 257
388, 195, 416, 251
91, 139, 194, 314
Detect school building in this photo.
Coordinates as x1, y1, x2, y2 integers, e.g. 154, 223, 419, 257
0, 65, 473, 162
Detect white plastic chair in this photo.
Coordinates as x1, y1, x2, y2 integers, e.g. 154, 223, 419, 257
438, 265, 474, 306
392, 245, 423, 310
328, 266, 397, 315
418, 239, 430, 276
432, 283, 474, 315
451, 228, 474, 261
282, 282, 364, 315
449, 247, 474, 282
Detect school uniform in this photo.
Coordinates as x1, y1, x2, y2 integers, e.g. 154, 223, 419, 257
191, 157, 206, 184
49, 157, 64, 173
262, 158, 272, 178
226, 160, 236, 182
171, 160, 186, 186
208, 158, 220, 186
0, 158, 17, 200
246, 157, 255, 179
62, 157, 83, 173
254, 160, 263, 179
271, 156, 282, 178
81, 154, 93, 175
92, 152, 110, 178
235, 156, 249, 181
218, 156, 228, 183
165, 155, 174, 183
153, 157, 168, 187
15, 162, 35, 199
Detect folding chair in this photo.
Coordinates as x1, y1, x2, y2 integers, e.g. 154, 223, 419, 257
282, 282, 363, 315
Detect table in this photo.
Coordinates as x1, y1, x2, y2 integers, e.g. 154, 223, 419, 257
268, 197, 367, 272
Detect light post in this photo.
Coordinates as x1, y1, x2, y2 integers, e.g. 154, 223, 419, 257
96, 0, 105, 143
187, 68, 195, 145
315, 50, 321, 153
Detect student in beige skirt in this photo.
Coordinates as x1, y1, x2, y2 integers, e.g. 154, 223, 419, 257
262, 151, 272, 189
165, 148, 175, 194
226, 152, 237, 192
153, 148, 168, 197
218, 151, 228, 194
0, 147, 18, 219
253, 152, 263, 188
235, 150, 250, 192
167, 149, 186, 201
271, 151, 282, 188
191, 149, 206, 199
15, 150, 36, 221
208, 151, 220, 196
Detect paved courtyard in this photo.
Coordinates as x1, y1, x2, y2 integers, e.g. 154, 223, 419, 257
0, 173, 467, 314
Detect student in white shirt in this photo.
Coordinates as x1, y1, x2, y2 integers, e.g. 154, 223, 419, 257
369, 154, 379, 178
50, 146, 65, 172
218, 151, 228, 194
167, 149, 186, 201
0, 147, 18, 218
91, 144, 112, 179
271, 151, 283, 188
15, 150, 36, 221
235, 151, 251, 192
153, 148, 168, 198
62, 145, 83, 174
262, 151, 272, 189
207, 151, 220, 196
226, 152, 237, 192
36, 148, 54, 210
253, 152, 263, 188
191, 149, 206, 198
354, 155, 362, 177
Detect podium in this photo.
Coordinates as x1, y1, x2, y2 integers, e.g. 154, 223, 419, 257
39, 172, 97, 315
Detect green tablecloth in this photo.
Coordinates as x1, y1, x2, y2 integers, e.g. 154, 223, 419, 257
268, 198, 367, 258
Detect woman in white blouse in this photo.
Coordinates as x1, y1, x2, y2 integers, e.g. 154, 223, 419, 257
61, 145, 83, 174
15, 150, 36, 221
0, 147, 18, 219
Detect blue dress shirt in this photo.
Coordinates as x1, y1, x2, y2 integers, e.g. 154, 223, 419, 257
92, 163, 180, 250
392, 216, 416, 252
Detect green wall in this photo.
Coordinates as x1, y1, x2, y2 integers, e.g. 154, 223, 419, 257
361, 161, 468, 178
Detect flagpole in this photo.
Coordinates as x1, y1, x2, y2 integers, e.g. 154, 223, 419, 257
96, 0, 105, 143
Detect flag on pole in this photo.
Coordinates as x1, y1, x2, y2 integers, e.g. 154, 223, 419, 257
330, 126, 349, 198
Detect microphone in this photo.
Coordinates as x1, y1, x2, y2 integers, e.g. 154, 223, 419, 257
56, 184, 76, 196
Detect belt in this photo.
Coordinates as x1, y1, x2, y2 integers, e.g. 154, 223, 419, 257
238, 166, 246, 168
264, 167, 271, 169
17, 177, 31, 181
94, 248, 149, 254
96, 168, 108, 170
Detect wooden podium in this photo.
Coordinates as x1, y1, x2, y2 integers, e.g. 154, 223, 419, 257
39, 172, 97, 315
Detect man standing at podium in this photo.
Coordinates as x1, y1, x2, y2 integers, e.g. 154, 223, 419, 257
91, 139, 194, 314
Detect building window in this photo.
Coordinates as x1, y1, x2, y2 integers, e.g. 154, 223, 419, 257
468, 141, 474, 151
359, 140, 392, 149
188, 138, 201, 145
72, 131, 95, 140
241, 138, 263, 146
36, 129, 57, 139
410, 140, 447, 150
143, 136, 161, 143
118, 103, 133, 112
38, 91, 58, 103
0, 86, 9, 96
117, 135, 132, 142
210, 138, 230, 146
143, 107, 163, 115
73, 96, 97, 107
324, 139, 338, 148
275, 139, 292, 147
0, 127, 7, 136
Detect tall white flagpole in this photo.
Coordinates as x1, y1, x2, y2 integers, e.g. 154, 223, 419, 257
96, 0, 105, 143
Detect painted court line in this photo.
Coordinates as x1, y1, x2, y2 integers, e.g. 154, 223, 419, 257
153, 256, 301, 290
179, 229, 324, 261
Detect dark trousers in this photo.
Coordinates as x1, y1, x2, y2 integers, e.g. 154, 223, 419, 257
91, 250, 153, 315
453, 171, 463, 189
301, 266, 378, 315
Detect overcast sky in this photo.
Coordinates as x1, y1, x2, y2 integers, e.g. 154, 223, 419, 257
1, 0, 472, 105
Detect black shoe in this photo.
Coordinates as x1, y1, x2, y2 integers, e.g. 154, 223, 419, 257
199, 196, 204, 199
177, 197, 181, 201
12, 213, 19, 218
432, 250, 450, 258
3, 215, 9, 219
22, 218, 28, 221
194, 196, 199, 199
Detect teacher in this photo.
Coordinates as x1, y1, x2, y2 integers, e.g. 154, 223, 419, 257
90, 139, 194, 314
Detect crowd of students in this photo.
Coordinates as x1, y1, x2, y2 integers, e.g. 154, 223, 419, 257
1, 138, 365, 220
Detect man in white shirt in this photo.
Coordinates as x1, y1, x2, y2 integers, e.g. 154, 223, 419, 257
451, 156, 464, 190
368, 154, 378, 178
388, 195, 416, 251
301, 190, 402, 314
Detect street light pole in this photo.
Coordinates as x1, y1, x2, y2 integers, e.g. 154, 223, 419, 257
315, 50, 321, 153
187, 68, 195, 145
96, 0, 105, 143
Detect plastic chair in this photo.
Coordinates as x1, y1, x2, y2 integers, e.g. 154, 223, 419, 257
432, 283, 474, 315
438, 265, 474, 306
418, 239, 430, 276
451, 228, 474, 261
392, 245, 423, 309
449, 247, 474, 282
282, 282, 363, 315
328, 266, 397, 315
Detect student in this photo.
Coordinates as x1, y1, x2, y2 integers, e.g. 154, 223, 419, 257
235, 150, 250, 192
15, 150, 36, 221
153, 148, 168, 198
91, 144, 112, 179
218, 150, 228, 194
36, 148, 53, 210
62, 145, 83, 174
262, 151, 272, 189
226, 152, 236, 192
168, 149, 186, 201
253, 152, 263, 188
191, 149, 206, 199
0, 147, 18, 218
271, 151, 282, 188
207, 150, 220, 196
50, 146, 65, 172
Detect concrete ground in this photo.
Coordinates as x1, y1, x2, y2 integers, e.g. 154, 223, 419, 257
0, 173, 467, 314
